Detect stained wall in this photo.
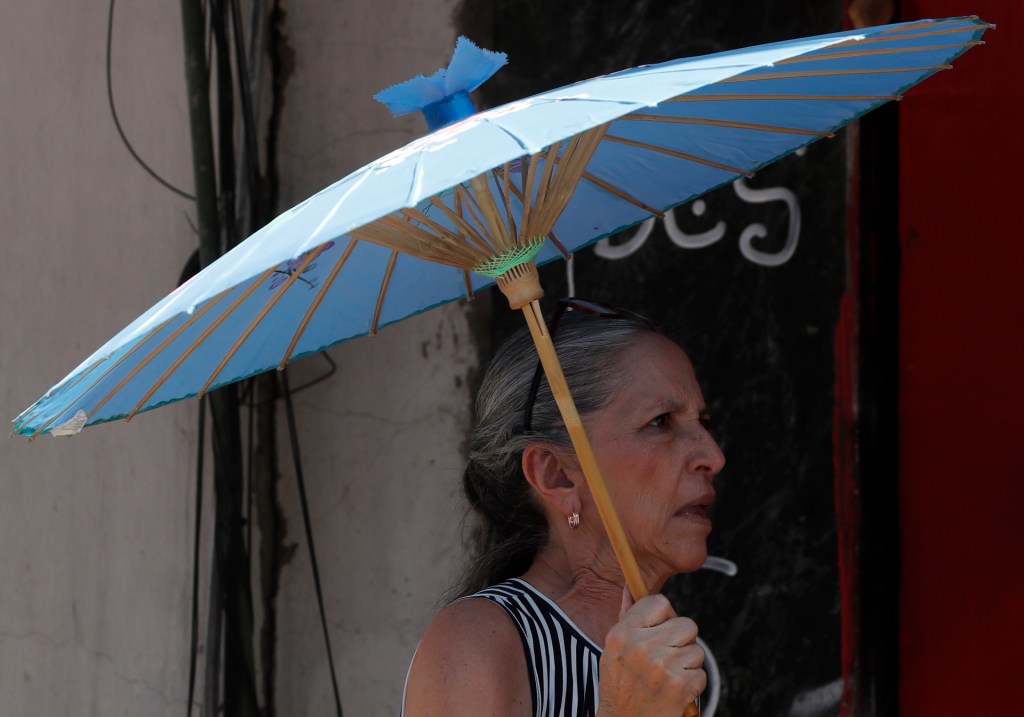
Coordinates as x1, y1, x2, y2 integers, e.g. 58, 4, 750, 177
1, 2, 202, 715
1, 1, 473, 716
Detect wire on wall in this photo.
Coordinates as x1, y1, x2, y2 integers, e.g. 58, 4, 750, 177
106, 0, 195, 201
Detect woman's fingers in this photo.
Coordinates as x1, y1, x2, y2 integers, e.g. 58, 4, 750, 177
648, 642, 705, 672
601, 593, 706, 715
616, 594, 699, 647
651, 614, 699, 648
618, 594, 677, 628
619, 581, 635, 619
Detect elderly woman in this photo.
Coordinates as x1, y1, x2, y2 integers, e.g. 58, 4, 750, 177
403, 303, 725, 717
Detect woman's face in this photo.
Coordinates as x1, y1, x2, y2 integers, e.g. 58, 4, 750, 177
582, 333, 725, 580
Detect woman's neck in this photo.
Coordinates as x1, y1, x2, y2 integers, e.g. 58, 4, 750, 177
520, 543, 639, 648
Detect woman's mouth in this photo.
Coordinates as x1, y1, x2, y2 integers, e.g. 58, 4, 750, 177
674, 492, 715, 529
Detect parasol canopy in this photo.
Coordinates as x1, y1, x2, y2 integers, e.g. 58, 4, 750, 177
13, 16, 989, 439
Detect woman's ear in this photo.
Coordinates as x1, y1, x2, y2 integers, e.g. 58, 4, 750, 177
521, 441, 580, 516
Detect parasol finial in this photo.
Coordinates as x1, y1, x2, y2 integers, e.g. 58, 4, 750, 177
373, 36, 507, 131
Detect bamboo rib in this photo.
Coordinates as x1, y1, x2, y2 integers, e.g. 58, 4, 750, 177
401, 197, 477, 259
830, 25, 992, 47
348, 226, 468, 271
546, 230, 570, 260
666, 94, 899, 102
503, 178, 528, 211
463, 270, 474, 301
453, 185, 502, 255
722, 66, 951, 82
26, 403, 78, 441
427, 193, 498, 260
531, 156, 564, 237
537, 179, 571, 237
477, 177, 514, 250
278, 239, 359, 369
460, 180, 499, 247
345, 223, 418, 261
20, 333, 139, 429
487, 171, 569, 260
24, 318, 175, 439
370, 251, 399, 336
778, 42, 981, 64
382, 211, 459, 252
497, 174, 568, 261
881, 19, 973, 34
493, 166, 519, 245
868, 23, 987, 41
387, 216, 464, 264
520, 299, 647, 597
377, 212, 448, 252
509, 127, 657, 223
125, 269, 278, 422
197, 246, 326, 398
577, 168, 665, 218
622, 114, 832, 137
448, 189, 499, 262
603, 134, 754, 177
539, 136, 588, 234
548, 125, 598, 228
26, 359, 107, 421
469, 174, 513, 251
383, 212, 484, 266
399, 208, 492, 264
78, 287, 236, 426
519, 152, 540, 241
536, 126, 607, 236
398, 207, 467, 253
526, 143, 561, 239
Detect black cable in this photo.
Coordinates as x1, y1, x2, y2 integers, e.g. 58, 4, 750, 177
237, 352, 339, 408
245, 379, 254, 553
106, 0, 194, 201
204, 0, 214, 85
186, 396, 206, 717
280, 369, 344, 717
209, 0, 238, 254
287, 351, 338, 394
229, 0, 263, 227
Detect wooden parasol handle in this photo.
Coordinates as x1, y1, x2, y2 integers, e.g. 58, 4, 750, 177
519, 299, 700, 717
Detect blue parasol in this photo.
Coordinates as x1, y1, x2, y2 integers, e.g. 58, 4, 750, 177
14, 15, 989, 604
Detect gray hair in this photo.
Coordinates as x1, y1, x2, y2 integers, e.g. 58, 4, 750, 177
458, 310, 662, 596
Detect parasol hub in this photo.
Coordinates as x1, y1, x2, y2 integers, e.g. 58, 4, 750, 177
421, 91, 477, 131
495, 261, 543, 309
373, 37, 507, 132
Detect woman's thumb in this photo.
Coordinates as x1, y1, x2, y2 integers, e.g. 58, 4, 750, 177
619, 582, 635, 619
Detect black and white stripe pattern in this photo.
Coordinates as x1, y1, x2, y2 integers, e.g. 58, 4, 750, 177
468, 579, 602, 717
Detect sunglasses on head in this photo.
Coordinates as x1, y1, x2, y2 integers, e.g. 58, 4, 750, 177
519, 298, 659, 433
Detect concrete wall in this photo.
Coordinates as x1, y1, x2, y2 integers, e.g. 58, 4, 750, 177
1, 2, 201, 715
1, 1, 473, 715
271, 3, 474, 715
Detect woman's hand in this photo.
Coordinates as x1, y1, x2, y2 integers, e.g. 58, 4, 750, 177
597, 586, 706, 717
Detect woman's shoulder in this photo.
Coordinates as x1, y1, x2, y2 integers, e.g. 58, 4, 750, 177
427, 593, 524, 646
403, 595, 531, 717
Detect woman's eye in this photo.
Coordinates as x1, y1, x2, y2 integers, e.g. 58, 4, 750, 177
699, 413, 713, 430
647, 413, 671, 429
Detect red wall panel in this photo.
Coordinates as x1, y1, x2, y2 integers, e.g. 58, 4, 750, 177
899, 2, 1024, 714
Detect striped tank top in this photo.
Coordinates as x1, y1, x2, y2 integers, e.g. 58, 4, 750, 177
467, 578, 603, 717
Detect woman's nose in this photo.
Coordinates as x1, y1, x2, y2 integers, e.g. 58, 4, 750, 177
692, 428, 726, 476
